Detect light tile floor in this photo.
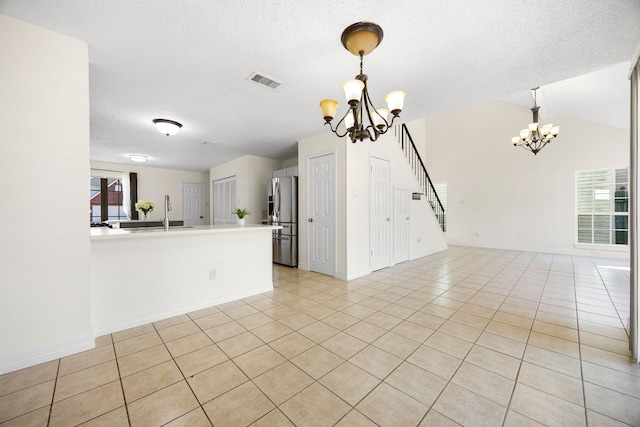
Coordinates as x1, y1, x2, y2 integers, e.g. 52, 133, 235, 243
1, 246, 639, 426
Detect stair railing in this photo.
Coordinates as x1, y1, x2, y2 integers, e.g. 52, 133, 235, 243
395, 124, 446, 232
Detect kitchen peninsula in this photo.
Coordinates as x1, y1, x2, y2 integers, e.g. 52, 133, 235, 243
90, 224, 280, 335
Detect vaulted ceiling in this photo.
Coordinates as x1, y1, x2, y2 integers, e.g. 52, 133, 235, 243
2, 1, 639, 172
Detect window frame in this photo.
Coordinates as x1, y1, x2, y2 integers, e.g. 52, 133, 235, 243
90, 171, 130, 225
575, 167, 629, 249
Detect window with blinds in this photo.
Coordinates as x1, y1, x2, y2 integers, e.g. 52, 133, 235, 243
433, 183, 448, 212
576, 168, 628, 245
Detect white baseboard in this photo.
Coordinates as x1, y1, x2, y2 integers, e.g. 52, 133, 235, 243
93, 283, 273, 337
409, 245, 448, 261
0, 335, 95, 375
446, 239, 630, 259
335, 269, 371, 281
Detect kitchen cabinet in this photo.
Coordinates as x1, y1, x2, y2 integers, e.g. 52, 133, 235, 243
272, 166, 298, 178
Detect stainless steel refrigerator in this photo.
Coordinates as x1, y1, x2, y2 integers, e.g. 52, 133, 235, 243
268, 176, 297, 267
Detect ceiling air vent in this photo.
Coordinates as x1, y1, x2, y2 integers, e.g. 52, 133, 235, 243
247, 72, 282, 89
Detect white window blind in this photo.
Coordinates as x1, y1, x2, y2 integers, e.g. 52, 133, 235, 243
576, 168, 628, 245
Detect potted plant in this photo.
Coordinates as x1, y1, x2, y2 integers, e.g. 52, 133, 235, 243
232, 208, 251, 225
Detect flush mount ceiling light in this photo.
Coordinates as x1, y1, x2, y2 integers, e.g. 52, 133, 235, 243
128, 154, 148, 162
511, 87, 560, 155
319, 22, 406, 143
152, 118, 182, 136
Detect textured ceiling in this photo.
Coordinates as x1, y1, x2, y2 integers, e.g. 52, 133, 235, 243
2, 1, 639, 172
501, 62, 632, 132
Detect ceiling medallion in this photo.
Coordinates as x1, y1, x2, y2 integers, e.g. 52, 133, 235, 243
319, 22, 406, 143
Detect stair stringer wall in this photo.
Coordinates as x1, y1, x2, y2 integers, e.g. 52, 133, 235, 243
345, 131, 447, 277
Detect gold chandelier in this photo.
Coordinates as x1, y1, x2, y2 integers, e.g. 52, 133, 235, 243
319, 22, 405, 143
511, 87, 559, 155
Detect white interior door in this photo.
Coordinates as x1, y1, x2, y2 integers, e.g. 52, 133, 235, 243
308, 153, 335, 276
212, 176, 236, 225
370, 157, 391, 271
394, 188, 410, 264
182, 182, 205, 226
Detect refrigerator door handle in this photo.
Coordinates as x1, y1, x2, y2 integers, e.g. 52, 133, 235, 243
273, 179, 280, 221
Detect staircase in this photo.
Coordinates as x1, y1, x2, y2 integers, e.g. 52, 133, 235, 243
395, 124, 446, 232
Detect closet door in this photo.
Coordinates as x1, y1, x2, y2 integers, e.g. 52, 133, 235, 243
212, 175, 237, 225
394, 188, 410, 264
370, 156, 391, 271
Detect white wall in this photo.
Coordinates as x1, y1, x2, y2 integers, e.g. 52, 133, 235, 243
297, 130, 446, 279
92, 228, 273, 335
298, 133, 347, 275
346, 132, 447, 278
281, 157, 299, 168
209, 155, 282, 223
91, 161, 210, 223
419, 100, 629, 256
0, 15, 93, 373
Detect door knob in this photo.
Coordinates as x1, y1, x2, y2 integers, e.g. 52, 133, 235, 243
406, 216, 410, 220
386, 217, 390, 221
308, 218, 313, 222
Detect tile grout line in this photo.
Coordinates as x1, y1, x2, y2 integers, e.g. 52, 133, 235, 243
188, 299, 310, 425
168, 313, 222, 425
477, 250, 541, 427
245, 290, 380, 426
593, 259, 631, 339
418, 250, 519, 426
110, 336, 133, 427
481, 255, 571, 419
268, 262, 441, 426
388, 249, 533, 425
45, 358, 61, 427
576, 255, 591, 427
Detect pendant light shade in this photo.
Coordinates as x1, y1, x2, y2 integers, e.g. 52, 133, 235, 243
319, 99, 339, 121
372, 109, 389, 128
343, 79, 365, 104
384, 90, 406, 115
344, 111, 355, 130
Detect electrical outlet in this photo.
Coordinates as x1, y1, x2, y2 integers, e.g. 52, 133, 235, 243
209, 269, 216, 280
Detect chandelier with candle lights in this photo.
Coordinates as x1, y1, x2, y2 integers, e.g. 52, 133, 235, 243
319, 22, 405, 143
511, 87, 559, 155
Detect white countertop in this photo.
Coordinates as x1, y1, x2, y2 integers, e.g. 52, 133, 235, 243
90, 224, 281, 240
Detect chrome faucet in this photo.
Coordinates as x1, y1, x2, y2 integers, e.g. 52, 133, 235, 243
164, 194, 172, 231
